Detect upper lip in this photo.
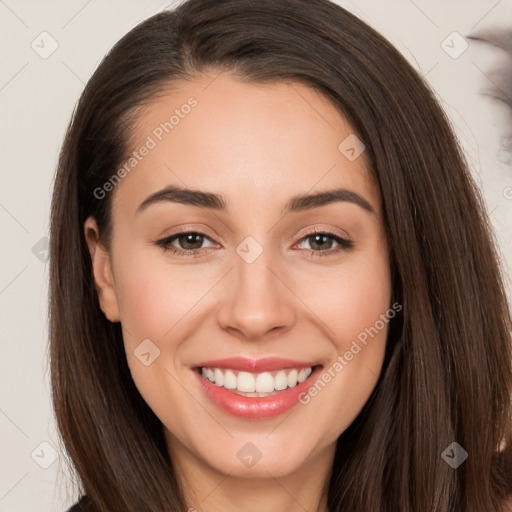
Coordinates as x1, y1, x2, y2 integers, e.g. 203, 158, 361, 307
194, 357, 320, 373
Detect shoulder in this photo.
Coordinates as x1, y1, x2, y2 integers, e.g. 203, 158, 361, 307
66, 495, 89, 512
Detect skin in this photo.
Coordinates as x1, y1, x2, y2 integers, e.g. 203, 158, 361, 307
85, 72, 392, 512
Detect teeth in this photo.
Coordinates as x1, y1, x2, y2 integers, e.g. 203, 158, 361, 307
214, 368, 224, 387
238, 371, 255, 392
287, 369, 298, 387
201, 366, 314, 394
205, 368, 215, 382
223, 369, 237, 389
255, 372, 274, 393
275, 370, 288, 390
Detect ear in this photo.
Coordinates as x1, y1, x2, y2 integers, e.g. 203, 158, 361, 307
84, 216, 120, 323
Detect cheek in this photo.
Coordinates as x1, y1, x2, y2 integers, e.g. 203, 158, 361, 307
113, 246, 214, 343
115, 239, 391, 353
293, 254, 392, 439
117, 266, 174, 341
113, 251, 197, 415
298, 252, 392, 350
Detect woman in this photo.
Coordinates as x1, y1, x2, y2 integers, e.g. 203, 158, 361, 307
50, 0, 512, 510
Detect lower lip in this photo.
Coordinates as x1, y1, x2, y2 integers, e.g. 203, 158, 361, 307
194, 366, 323, 419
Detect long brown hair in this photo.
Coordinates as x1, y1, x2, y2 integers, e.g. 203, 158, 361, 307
49, 0, 512, 510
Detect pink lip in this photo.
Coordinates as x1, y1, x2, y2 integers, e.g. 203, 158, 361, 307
193, 361, 323, 419
194, 356, 317, 373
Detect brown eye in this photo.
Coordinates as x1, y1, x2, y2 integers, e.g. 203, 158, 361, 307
295, 231, 353, 255
174, 233, 206, 250
306, 234, 336, 251
155, 231, 216, 255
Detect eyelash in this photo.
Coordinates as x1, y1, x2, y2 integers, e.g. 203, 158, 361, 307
154, 227, 354, 258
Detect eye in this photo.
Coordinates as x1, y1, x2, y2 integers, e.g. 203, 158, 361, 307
294, 229, 353, 256
155, 231, 216, 256
155, 228, 353, 258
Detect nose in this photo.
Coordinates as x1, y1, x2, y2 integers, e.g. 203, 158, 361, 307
216, 249, 296, 341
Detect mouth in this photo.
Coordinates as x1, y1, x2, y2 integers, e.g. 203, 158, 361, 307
197, 365, 317, 397
192, 358, 323, 419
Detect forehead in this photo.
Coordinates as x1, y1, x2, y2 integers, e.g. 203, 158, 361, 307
112, 72, 380, 218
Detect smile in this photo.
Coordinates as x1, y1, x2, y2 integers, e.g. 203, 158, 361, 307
200, 366, 313, 396
193, 357, 323, 419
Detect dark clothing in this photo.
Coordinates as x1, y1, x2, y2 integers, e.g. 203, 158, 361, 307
67, 495, 89, 511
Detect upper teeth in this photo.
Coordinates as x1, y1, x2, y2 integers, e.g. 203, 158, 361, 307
201, 367, 313, 394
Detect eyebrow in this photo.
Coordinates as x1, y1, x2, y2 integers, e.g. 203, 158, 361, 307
136, 185, 375, 216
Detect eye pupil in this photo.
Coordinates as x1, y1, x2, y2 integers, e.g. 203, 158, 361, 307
309, 234, 333, 251
180, 233, 203, 249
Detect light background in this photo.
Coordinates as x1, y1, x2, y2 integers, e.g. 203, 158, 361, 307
0, 0, 511, 511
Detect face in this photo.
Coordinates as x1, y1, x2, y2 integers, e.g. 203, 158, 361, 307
85, 73, 392, 482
